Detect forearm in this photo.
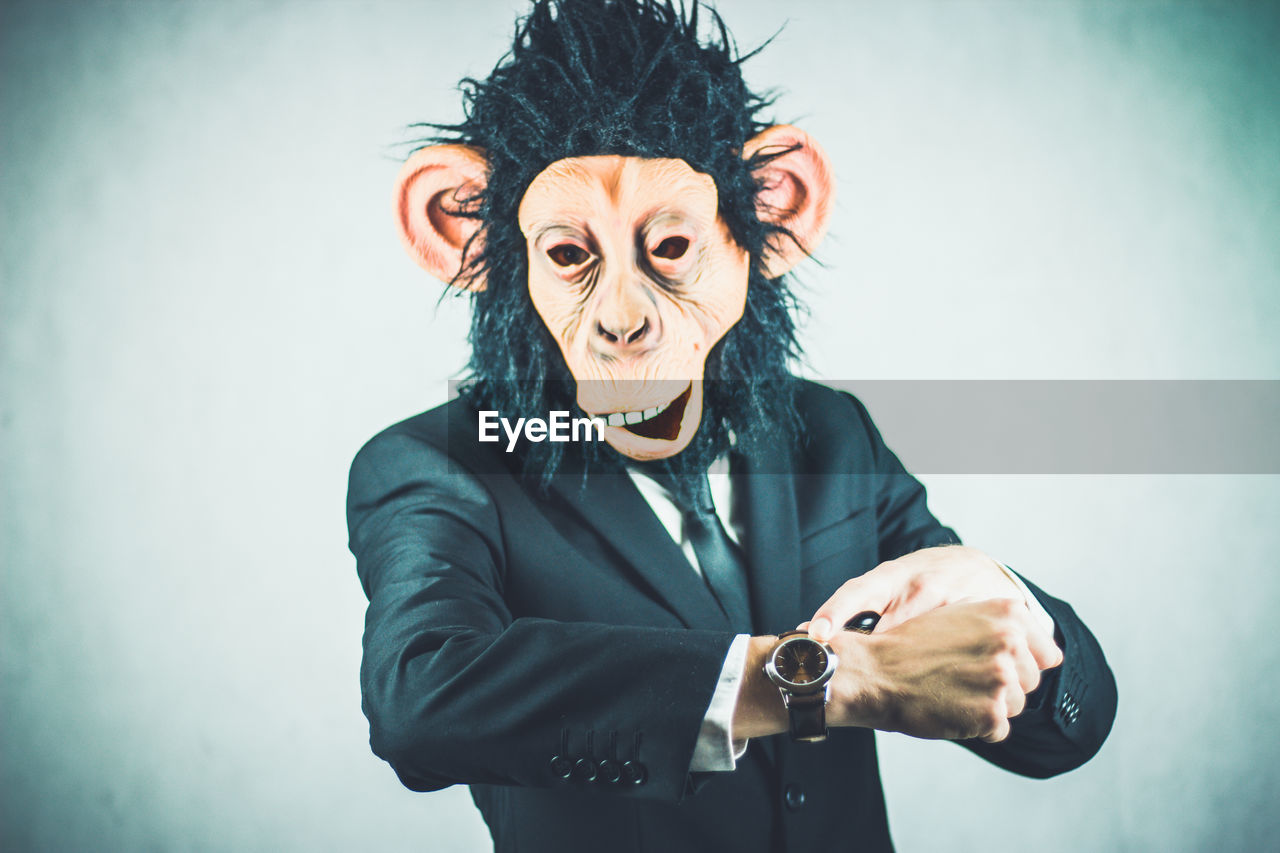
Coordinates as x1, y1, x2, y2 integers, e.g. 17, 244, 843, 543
732, 598, 1083, 754
362, 609, 736, 799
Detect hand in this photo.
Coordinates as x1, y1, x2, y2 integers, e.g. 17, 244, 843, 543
827, 598, 1064, 742
807, 545, 1034, 640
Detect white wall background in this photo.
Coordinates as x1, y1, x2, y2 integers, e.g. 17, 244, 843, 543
2, 1, 1277, 850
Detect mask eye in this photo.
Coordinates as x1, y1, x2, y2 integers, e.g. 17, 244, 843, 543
651, 236, 689, 260
548, 244, 590, 267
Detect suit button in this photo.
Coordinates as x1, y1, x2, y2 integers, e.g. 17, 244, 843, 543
572, 758, 598, 783
548, 755, 573, 780
620, 760, 647, 785
784, 784, 806, 811
1060, 692, 1078, 726
597, 758, 622, 784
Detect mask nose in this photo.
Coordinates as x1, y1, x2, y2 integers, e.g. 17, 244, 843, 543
591, 282, 659, 356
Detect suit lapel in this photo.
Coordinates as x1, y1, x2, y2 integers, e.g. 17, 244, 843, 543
549, 465, 730, 632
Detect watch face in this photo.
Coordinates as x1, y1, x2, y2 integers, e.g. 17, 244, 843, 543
773, 638, 830, 687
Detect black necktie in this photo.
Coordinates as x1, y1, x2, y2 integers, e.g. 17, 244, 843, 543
648, 470, 754, 634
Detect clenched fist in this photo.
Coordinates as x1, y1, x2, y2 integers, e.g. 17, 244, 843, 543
828, 598, 1062, 742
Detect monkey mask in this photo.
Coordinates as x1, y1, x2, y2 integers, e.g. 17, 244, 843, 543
391, 0, 833, 463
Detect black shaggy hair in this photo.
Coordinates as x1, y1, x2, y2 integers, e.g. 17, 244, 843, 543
422, 0, 807, 486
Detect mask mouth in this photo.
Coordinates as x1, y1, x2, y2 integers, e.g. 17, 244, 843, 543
585, 380, 703, 461
587, 382, 693, 443
620, 383, 691, 441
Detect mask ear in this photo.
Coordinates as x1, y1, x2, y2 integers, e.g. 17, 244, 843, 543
393, 144, 490, 291
744, 125, 835, 279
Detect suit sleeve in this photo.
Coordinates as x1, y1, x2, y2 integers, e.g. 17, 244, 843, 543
845, 393, 960, 560
849, 393, 1118, 778
347, 429, 735, 802
959, 574, 1118, 778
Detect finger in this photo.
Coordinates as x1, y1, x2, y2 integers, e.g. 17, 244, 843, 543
981, 711, 1012, 743
1013, 606, 1063, 671
799, 616, 874, 635
809, 574, 893, 641
1004, 678, 1027, 719
996, 654, 1027, 719
1010, 636, 1041, 696
992, 603, 1052, 691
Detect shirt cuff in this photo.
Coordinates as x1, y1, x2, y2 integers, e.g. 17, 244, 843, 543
997, 563, 1057, 639
689, 634, 752, 772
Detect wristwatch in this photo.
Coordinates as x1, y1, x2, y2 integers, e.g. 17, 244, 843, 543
764, 630, 839, 742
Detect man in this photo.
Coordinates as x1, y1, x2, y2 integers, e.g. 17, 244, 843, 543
347, 2, 1116, 850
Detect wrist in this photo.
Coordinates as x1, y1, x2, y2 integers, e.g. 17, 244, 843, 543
827, 632, 887, 730
730, 635, 789, 741
764, 630, 839, 742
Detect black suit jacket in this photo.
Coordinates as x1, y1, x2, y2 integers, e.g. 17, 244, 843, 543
347, 381, 1117, 853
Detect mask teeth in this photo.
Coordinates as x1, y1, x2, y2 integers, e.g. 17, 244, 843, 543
600, 396, 674, 427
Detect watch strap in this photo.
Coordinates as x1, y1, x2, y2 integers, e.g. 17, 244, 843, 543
784, 688, 828, 742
